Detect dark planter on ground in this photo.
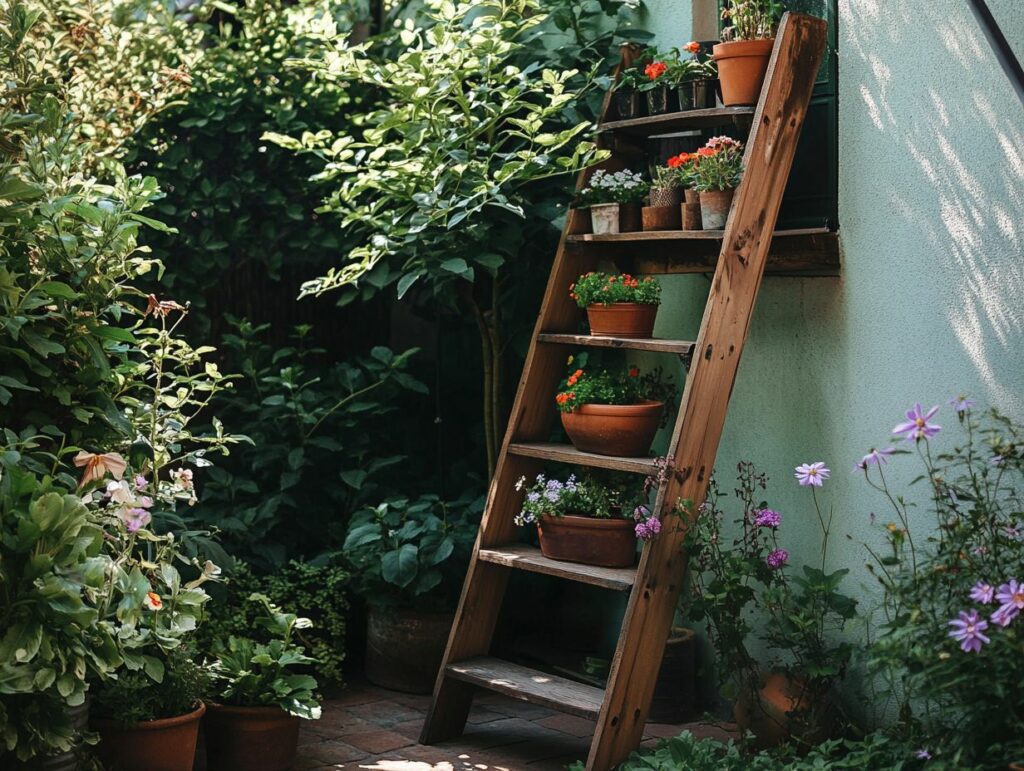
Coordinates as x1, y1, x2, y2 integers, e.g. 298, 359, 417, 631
561, 400, 664, 457
714, 39, 775, 106
38, 701, 89, 771
203, 703, 300, 771
92, 701, 205, 771
538, 514, 636, 568
586, 303, 658, 338
649, 627, 697, 723
365, 604, 454, 694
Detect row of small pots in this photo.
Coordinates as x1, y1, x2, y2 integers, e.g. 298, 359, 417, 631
576, 188, 734, 237
614, 78, 719, 120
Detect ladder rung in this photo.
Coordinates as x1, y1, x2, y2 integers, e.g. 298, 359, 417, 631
446, 657, 604, 720
507, 442, 658, 475
599, 105, 755, 136
538, 332, 695, 356
567, 227, 830, 243
478, 543, 636, 591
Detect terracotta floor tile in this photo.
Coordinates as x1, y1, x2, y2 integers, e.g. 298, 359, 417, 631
345, 729, 419, 754
533, 714, 596, 738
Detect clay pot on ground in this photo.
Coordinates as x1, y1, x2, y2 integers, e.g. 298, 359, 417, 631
642, 205, 682, 232
92, 701, 205, 771
619, 202, 643, 233
649, 627, 698, 723
586, 303, 658, 338
561, 400, 664, 457
537, 514, 636, 568
713, 38, 775, 106
38, 701, 89, 771
203, 703, 300, 771
566, 207, 592, 236
590, 203, 621, 235
365, 604, 454, 694
613, 89, 642, 120
699, 188, 735, 230
733, 673, 833, 749
649, 186, 682, 209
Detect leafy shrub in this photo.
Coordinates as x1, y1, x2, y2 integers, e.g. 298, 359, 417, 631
91, 648, 210, 726
555, 362, 674, 413
570, 273, 661, 307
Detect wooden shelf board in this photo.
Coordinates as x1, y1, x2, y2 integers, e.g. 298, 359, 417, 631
538, 333, 695, 356
566, 227, 828, 243
599, 106, 755, 136
507, 443, 658, 475
446, 657, 604, 720
478, 543, 636, 592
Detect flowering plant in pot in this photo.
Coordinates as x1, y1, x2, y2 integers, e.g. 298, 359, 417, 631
556, 360, 674, 458
672, 42, 718, 110
714, 0, 782, 105
576, 169, 648, 235
668, 152, 703, 229
692, 136, 745, 230
641, 56, 676, 115
204, 594, 321, 771
570, 272, 661, 339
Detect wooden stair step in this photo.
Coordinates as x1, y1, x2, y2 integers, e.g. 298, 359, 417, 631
478, 543, 636, 591
507, 442, 658, 475
538, 332, 695, 356
566, 227, 829, 243
446, 657, 604, 719
599, 105, 754, 136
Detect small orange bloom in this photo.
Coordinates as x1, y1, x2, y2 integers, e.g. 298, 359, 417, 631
684, 41, 700, 54
645, 61, 667, 80
144, 592, 163, 611
697, 147, 717, 157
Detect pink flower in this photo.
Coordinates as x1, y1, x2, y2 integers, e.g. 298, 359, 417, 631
795, 462, 830, 487
753, 509, 781, 528
991, 579, 1024, 627
635, 516, 661, 541
121, 507, 152, 533
893, 403, 941, 442
947, 609, 990, 652
854, 447, 896, 471
134, 475, 148, 490
969, 582, 994, 604
766, 549, 788, 569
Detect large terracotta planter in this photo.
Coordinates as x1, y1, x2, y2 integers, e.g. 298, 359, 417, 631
366, 604, 454, 694
586, 303, 658, 338
700, 188, 735, 230
561, 400, 664, 457
92, 701, 204, 771
203, 703, 300, 771
714, 39, 775, 106
537, 514, 636, 568
733, 673, 831, 749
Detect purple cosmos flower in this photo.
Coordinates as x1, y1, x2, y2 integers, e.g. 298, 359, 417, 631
915, 749, 932, 760
753, 509, 781, 529
947, 609, 990, 652
766, 549, 789, 569
948, 394, 975, 413
893, 403, 941, 442
795, 462, 830, 487
635, 517, 661, 540
854, 447, 896, 471
969, 581, 994, 604
122, 507, 152, 533
991, 579, 1024, 627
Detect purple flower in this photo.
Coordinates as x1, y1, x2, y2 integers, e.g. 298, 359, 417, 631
635, 517, 661, 541
1002, 523, 1022, 541
633, 505, 651, 522
766, 549, 788, 569
893, 403, 941, 442
122, 507, 152, 533
753, 509, 781, 529
991, 579, 1024, 627
134, 474, 148, 490
947, 609, 990, 652
969, 582, 994, 604
915, 749, 932, 760
794, 462, 830, 487
854, 447, 896, 471
948, 394, 975, 413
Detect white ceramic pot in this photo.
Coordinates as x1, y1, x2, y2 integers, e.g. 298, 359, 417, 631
590, 203, 621, 235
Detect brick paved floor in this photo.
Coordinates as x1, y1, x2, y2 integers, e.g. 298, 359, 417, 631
294, 679, 737, 771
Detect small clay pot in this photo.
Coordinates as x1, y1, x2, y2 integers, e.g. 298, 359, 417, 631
204, 703, 300, 771
699, 188, 735, 230
561, 400, 664, 457
683, 188, 700, 205
92, 702, 205, 771
619, 202, 643, 233
613, 89, 642, 120
682, 202, 702, 230
642, 205, 682, 231
649, 186, 682, 208
566, 207, 592, 235
366, 604, 454, 694
590, 202, 620, 235
586, 303, 658, 338
714, 38, 775, 106
537, 514, 636, 568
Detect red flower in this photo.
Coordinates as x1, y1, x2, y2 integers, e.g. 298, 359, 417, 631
629, 367, 640, 378
556, 392, 570, 405
645, 61, 667, 80
697, 147, 717, 158
684, 41, 700, 54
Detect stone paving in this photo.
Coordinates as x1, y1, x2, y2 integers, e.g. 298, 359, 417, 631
294, 679, 736, 771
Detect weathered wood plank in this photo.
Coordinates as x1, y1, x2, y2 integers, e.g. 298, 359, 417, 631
567, 227, 828, 242
600, 105, 755, 135
507, 442, 659, 475
538, 333, 696, 356
478, 543, 637, 592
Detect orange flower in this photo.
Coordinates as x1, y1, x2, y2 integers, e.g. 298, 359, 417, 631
73, 451, 127, 489
697, 147, 717, 157
143, 592, 163, 611
644, 61, 667, 80
684, 41, 700, 54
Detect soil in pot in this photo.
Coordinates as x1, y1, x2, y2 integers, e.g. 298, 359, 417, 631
561, 400, 664, 457
714, 39, 775, 106
700, 188, 735, 230
203, 703, 300, 771
590, 202, 620, 235
586, 303, 657, 338
365, 604, 454, 694
92, 701, 205, 771
538, 514, 636, 568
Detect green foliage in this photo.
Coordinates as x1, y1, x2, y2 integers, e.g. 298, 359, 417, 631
342, 494, 478, 610
555, 360, 673, 413
91, 647, 210, 726
721, 0, 783, 41
208, 594, 321, 719
570, 272, 660, 308
692, 140, 745, 193
513, 472, 641, 526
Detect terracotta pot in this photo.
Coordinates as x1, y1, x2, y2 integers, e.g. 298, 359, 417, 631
203, 703, 300, 771
566, 207, 591, 235
642, 205, 681, 231
714, 39, 775, 106
649, 186, 682, 208
613, 89, 642, 120
619, 202, 643, 233
561, 400, 664, 457
645, 83, 674, 115
699, 188, 735, 230
586, 303, 658, 338
733, 673, 832, 749
92, 701, 204, 771
683, 188, 700, 205
682, 202, 702, 230
649, 627, 697, 723
366, 604, 454, 694
590, 202, 620, 235
538, 514, 636, 568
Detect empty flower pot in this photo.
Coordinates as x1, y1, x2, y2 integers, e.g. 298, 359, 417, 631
92, 702, 205, 771
590, 203, 620, 235
714, 39, 775, 106
537, 514, 636, 568
203, 703, 301, 771
586, 303, 658, 338
642, 205, 681, 231
561, 400, 664, 457
699, 188, 735, 230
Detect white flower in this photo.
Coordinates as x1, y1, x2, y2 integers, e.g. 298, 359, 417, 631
106, 480, 134, 505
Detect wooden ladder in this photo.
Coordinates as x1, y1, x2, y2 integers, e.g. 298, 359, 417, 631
421, 13, 828, 770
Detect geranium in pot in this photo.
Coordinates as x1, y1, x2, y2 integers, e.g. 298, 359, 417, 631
577, 169, 648, 235
670, 43, 716, 111
692, 136, 745, 230
613, 65, 647, 120
342, 495, 476, 694
641, 56, 676, 115
204, 595, 321, 771
668, 152, 703, 229
570, 272, 661, 339
714, 0, 783, 106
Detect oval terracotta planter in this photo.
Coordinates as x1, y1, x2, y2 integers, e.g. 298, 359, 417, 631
700, 188, 735, 230
92, 701, 204, 771
203, 703, 300, 771
537, 514, 636, 568
714, 38, 775, 106
366, 604, 454, 694
586, 303, 658, 338
561, 400, 664, 457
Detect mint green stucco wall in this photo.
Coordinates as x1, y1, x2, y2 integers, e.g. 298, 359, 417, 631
637, 0, 1024, 701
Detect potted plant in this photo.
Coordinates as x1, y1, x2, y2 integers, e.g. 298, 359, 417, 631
204, 594, 322, 771
692, 136, 745, 230
714, 0, 782, 106
577, 169, 648, 235
570, 271, 661, 339
613, 65, 646, 120
644, 163, 684, 231
668, 152, 703, 229
641, 56, 677, 115
342, 495, 476, 694
670, 43, 714, 111
556, 362, 674, 458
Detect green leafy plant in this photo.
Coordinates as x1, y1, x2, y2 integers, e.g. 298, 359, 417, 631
555, 363, 674, 414
575, 169, 649, 206
513, 472, 643, 526
91, 648, 210, 726
570, 272, 660, 307
721, 0, 783, 41
692, 137, 745, 192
